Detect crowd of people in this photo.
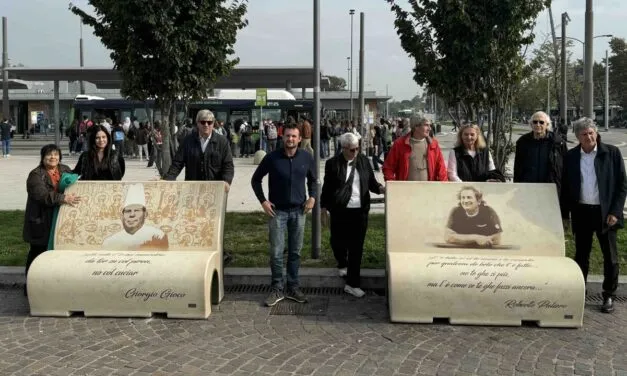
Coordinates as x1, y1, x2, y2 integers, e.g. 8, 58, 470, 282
20, 109, 626, 314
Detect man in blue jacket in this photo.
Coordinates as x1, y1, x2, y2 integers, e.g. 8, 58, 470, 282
251, 123, 317, 307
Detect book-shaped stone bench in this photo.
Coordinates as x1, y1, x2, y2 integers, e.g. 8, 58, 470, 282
385, 182, 585, 327
27, 181, 227, 319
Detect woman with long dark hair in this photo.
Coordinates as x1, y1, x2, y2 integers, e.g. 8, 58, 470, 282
73, 124, 125, 180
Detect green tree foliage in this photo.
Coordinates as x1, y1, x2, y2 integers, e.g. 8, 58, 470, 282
608, 38, 627, 112
386, 0, 549, 172
70, 0, 248, 172
326, 75, 347, 91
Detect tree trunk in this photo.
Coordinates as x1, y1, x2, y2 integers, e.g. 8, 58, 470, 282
169, 102, 176, 158
160, 101, 173, 175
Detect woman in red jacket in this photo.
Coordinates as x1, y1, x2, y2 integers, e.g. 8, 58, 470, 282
383, 117, 447, 181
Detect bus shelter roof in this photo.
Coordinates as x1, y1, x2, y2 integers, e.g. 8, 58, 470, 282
6, 66, 328, 90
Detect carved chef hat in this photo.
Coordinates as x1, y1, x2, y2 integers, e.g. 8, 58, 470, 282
124, 183, 146, 208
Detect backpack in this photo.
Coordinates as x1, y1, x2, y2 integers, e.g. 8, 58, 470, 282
127, 126, 136, 140
114, 129, 125, 142
267, 124, 277, 140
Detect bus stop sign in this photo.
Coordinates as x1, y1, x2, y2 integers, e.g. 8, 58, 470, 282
255, 88, 267, 107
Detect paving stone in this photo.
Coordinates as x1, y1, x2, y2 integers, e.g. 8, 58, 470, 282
2, 290, 627, 376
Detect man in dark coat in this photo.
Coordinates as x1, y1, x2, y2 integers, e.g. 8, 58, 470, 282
320, 132, 385, 298
561, 117, 627, 313
163, 109, 234, 190
514, 111, 567, 196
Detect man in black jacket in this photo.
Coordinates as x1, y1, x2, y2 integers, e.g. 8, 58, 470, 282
513, 111, 567, 196
320, 132, 385, 297
163, 110, 234, 190
561, 117, 627, 313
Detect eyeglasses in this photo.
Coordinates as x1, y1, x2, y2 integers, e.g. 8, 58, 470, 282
198, 120, 214, 125
532, 120, 545, 125
346, 147, 358, 152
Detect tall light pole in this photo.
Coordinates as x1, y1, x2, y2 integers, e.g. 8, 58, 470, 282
605, 49, 610, 131
583, 0, 594, 119
349, 9, 355, 124
560, 12, 570, 129
79, 21, 85, 94
346, 56, 350, 91
312, 0, 321, 259
2, 17, 9, 121
358, 12, 365, 149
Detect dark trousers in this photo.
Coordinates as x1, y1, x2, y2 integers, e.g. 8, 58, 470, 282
330, 207, 368, 288
25, 244, 47, 276
573, 204, 619, 297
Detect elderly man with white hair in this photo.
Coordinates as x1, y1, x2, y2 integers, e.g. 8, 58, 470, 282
383, 115, 447, 181
320, 132, 385, 297
513, 110, 567, 195
561, 117, 627, 313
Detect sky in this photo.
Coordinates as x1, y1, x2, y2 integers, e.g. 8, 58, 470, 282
1, 0, 624, 101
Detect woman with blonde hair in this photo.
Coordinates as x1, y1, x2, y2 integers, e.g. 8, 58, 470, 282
447, 123, 502, 182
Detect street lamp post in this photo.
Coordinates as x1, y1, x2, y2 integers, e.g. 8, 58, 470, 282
605, 49, 610, 131
349, 9, 355, 125
583, 0, 593, 119
558, 33, 612, 122
346, 56, 350, 98
312, 0, 321, 259
560, 12, 569, 129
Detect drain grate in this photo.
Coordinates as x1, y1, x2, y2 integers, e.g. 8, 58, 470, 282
586, 293, 627, 303
270, 297, 329, 316
225, 285, 345, 296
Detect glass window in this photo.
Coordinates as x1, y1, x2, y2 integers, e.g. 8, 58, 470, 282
252, 109, 281, 126
134, 108, 149, 123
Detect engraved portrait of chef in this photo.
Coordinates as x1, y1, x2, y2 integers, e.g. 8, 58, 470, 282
102, 183, 169, 250
444, 185, 503, 248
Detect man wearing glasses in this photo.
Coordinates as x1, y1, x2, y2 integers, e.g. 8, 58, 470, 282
513, 111, 567, 195
163, 109, 234, 191
320, 132, 385, 297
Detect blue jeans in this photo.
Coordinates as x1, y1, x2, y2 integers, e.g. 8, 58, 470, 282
269, 208, 306, 291
320, 139, 330, 158
2, 139, 10, 155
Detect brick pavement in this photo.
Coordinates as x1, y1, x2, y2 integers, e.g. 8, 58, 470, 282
1, 290, 627, 376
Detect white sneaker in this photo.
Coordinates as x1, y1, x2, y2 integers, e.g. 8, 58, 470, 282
344, 285, 365, 298
338, 267, 347, 277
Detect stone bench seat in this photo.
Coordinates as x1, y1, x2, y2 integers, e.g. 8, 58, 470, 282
385, 182, 585, 328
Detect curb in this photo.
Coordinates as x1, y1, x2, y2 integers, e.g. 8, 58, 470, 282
0, 266, 622, 296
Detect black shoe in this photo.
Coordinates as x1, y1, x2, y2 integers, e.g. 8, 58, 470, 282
264, 289, 284, 307
601, 296, 615, 313
286, 287, 307, 303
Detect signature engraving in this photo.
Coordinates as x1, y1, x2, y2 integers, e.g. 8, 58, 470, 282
504, 300, 567, 309
125, 288, 187, 302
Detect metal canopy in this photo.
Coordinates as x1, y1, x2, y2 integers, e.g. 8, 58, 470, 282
6, 66, 326, 90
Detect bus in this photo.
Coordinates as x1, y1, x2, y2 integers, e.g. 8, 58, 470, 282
73, 89, 313, 127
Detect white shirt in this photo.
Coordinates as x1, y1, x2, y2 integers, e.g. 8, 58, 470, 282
579, 145, 600, 205
102, 225, 168, 250
199, 133, 212, 153
345, 159, 361, 208
447, 149, 495, 182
